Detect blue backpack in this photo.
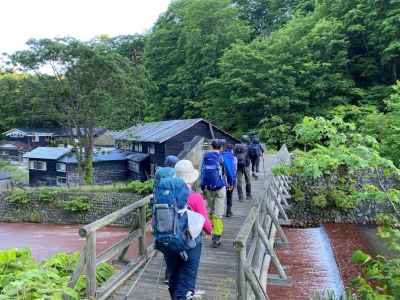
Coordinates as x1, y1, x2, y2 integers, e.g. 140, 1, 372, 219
152, 177, 191, 258
200, 151, 225, 191
222, 150, 237, 187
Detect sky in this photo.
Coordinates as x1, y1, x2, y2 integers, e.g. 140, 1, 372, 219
0, 0, 171, 55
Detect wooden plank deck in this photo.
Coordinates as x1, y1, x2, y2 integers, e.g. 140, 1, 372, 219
110, 155, 276, 300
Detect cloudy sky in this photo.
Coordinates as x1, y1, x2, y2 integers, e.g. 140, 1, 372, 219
1, 0, 171, 55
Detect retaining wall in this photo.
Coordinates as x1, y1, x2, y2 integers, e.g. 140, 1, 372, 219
0, 191, 141, 225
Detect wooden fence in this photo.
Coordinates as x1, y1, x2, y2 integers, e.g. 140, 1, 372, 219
234, 145, 292, 300
67, 195, 153, 300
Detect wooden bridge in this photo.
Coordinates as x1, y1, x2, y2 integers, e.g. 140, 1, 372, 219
67, 146, 292, 300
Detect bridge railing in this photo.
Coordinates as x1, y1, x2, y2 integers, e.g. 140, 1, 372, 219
234, 145, 292, 300
67, 195, 153, 300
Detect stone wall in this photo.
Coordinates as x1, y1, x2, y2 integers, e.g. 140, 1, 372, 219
0, 191, 141, 225
286, 170, 399, 227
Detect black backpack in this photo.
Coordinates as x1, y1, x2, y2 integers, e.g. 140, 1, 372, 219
248, 143, 260, 158
235, 144, 248, 168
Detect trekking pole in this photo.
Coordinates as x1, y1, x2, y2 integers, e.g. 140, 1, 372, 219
124, 252, 156, 300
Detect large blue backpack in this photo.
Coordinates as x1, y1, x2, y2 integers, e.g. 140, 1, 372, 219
152, 177, 191, 258
200, 151, 225, 191
222, 150, 237, 187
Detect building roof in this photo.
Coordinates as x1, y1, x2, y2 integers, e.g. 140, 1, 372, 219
3, 128, 107, 137
0, 172, 11, 181
0, 141, 30, 150
115, 118, 239, 143
23, 147, 72, 160
59, 149, 130, 164
127, 152, 149, 162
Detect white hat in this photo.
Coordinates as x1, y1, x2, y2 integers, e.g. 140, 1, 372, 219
175, 159, 199, 184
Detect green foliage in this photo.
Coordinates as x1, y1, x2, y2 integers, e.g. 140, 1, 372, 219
144, 0, 250, 121
0, 248, 115, 299
125, 180, 154, 196
5, 190, 29, 205
63, 197, 91, 213
37, 187, 58, 203
311, 194, 327, 208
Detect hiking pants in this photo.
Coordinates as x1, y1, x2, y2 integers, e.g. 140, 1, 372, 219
250, 156, 260, 173
165, 241, 202, 300
204, 187, 226, 236
226, 188, 234, 213
237, 166, 251, 200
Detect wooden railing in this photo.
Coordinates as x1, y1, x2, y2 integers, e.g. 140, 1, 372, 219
67, 195, 153, 300
234, 145, 292, 300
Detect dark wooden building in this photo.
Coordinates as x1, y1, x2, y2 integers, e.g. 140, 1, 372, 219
115, 118, 240, 176
24, 147, 130, 186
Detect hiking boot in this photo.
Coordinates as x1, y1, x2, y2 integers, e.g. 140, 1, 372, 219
212, 239, 221, 248
246, 195, 253, 201
226, 210, 233, 218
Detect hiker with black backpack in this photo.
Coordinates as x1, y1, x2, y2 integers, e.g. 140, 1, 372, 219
200, 139, 226, 248
152, 160, 212, 300
248, 137, 264, 176
234, 135, 252, 201
221, 143, 237, 217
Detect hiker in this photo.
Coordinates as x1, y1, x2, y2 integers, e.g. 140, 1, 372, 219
221, 143, 237, 217
162, 159, 211, 300
200, 139, 226, 248
248, 137, 264, 175
165, 155, 179, 168
234, 135, 252, 201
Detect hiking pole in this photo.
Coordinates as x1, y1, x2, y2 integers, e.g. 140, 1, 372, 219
124, 252, 156, 300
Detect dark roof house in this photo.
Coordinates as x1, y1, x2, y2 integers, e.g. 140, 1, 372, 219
24, 147, 134, 186
115, 118, 240, 176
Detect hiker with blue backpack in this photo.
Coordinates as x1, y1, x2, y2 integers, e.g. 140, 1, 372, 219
152, 160, 212, 300
221, 143, 237, 218
248, 137, 264, 176
200, 139, 226, 248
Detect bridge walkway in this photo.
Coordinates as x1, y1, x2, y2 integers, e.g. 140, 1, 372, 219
110, 155, 275, 300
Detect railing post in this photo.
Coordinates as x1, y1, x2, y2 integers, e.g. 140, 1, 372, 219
138, 204, 147, 257
236, 245, 247, 300
86, 232, 97, 299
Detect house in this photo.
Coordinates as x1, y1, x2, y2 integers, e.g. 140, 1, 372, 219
115, 118, 240, 176
24, 147, 132, 186
0, 141, 31, 161
24, 118, 240, 186
1, 128, 108, 161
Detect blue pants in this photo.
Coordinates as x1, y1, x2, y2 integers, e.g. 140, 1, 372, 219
164, 242, 202, 299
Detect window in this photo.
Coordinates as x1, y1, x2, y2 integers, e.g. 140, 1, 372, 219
56, 163, 66, 172
29, 160, 47, 171
148, 144, 155, 154
128, 161, 140, 173
134, 143, 143, 152
0, 151, 7, 156
57, 177, 67, 185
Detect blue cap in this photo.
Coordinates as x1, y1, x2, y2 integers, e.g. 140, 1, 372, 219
164, 155, 179, 167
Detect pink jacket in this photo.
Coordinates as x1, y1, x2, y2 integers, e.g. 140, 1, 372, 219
188, 192, 213, 235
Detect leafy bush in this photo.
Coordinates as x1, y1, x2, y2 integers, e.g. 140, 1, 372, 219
125, 180, 154, 195
5, 190, 29, 205
63, 197, 91, 213
0, 248, 115, 299
37, 187, 58, 203
312, 194, 328, 208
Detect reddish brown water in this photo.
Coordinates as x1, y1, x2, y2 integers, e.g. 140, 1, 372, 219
324, 223, 376, 287
267, 226, 344, 299
0, 222, 153, 261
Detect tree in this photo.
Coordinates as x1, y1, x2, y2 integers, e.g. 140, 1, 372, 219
207, 13, 354, 139
10, 38, 150, 184
144, 0, 250, 121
